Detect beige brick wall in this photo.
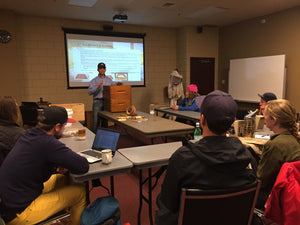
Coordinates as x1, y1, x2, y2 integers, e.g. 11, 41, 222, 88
219, 7, 300, 111
0, 9, 219, 113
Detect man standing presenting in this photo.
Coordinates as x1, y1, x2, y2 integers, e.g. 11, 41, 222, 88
88, 62, 115, 133
0, 106, 89, 225
155, 90, 256, 225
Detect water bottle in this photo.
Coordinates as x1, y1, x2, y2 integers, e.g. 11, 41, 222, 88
194, 122, 201, 141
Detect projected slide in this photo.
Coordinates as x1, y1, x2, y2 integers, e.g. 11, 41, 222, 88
64, 31, 145, 88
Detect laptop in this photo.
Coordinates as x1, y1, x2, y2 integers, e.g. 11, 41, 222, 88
79, 128, 120, 163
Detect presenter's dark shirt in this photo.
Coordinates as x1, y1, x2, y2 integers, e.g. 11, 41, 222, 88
0, 128, 89, 215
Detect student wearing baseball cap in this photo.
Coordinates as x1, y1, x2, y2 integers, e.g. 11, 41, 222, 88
258, 92, 277, 115
0, 106, 89, 225
156, 90, 257, 225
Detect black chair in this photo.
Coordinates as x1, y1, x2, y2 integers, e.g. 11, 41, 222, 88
0, 217, 5, 225
19, 103, 39, 128
0, 213, 4, 225
0, 198, 4, 225
0, 210, 69, 225
34, 210, 70, 225
178, 180, 261, 225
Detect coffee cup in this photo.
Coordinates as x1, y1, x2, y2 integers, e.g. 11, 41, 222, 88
77, 128, 86, 140
102, 149, 112, 164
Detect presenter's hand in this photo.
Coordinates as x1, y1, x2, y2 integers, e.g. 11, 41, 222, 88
172, 105, 179, 110
97, 80, 104, 88
116, 82, 123, 86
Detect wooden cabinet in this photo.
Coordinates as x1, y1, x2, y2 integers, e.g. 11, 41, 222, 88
104, 85, 131, 112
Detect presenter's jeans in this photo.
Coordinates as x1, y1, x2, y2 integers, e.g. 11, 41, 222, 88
7, 174, 86, 225
92, 99, 107, 133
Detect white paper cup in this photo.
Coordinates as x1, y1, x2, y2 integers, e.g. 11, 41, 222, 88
102, 149, 112, 164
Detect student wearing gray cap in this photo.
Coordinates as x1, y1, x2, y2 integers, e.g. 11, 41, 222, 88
155, 90, 257, 225
0, 106, 89, 225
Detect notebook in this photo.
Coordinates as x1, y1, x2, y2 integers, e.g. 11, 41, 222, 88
79, 128, 120, 163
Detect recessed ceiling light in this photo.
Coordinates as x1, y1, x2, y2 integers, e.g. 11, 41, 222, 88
68, 0, 98, 7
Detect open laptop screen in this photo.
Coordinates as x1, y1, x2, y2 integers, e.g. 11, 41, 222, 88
92, 128, 120, 151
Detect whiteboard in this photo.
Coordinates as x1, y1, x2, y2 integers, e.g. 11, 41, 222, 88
228, 55, 286, 102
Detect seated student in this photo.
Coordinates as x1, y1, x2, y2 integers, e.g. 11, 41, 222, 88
155, 90, 256, 225
0, 106, 89, 225
171, 84, 201, 112
256, 99, 300, 210
258, 92, 277, 115
0, 96, 24, 166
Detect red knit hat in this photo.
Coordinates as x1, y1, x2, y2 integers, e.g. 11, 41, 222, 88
186, 84, 198, 93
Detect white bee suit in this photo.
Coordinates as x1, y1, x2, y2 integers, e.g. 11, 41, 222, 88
168, 70, 184, 121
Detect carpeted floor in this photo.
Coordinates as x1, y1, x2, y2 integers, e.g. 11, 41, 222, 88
86, 125, 180, 225
52, 124, 184, 225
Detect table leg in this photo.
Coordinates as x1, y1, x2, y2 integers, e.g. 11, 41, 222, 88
110, 176, 114, 196
151, 138, 154, 145
148, 168, 154, 225
137, 168, 159, 225
85, 181, 90, 205
164, 136, 168, 143
138, 170, 143, 225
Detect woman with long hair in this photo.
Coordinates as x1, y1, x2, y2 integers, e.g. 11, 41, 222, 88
257, 99, 300, 209
171, 84, 200, 112
0, 96, 24, 166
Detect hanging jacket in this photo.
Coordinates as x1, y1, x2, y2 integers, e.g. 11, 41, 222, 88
168, 70, 184, 100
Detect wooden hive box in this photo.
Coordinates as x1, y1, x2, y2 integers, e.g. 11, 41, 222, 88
104, 85, 131, 112
53, 103, 85, 121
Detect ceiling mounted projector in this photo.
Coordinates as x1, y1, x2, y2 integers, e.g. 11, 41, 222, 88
113, 14, 128, 22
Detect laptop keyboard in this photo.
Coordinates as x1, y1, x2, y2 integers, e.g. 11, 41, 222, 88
81, 150, 102, 158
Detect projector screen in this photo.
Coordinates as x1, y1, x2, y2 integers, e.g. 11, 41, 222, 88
63, 28, 146, 88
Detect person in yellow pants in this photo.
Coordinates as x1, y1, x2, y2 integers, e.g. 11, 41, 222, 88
8, 174, 86, 225
0, 106, 89, 225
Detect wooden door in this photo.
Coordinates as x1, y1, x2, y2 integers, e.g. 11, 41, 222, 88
190, 57, 215, 95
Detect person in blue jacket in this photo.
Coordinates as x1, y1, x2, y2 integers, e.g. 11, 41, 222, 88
171, 84, 200, 112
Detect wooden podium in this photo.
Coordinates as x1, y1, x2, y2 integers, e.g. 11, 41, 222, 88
104, 85, 131, 112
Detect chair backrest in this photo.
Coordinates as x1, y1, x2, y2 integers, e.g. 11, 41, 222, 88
0, 217, 5, 225
0, 197, 4, 225
35, 210, 70, 225
178, 180, 261, 225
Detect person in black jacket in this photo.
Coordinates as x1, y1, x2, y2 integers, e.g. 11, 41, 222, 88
0, 96, 24, 166
0, 106, 89, 225
155, 90, 257, 225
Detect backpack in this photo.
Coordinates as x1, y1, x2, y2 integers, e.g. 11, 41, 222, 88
81, 196, 122, 225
